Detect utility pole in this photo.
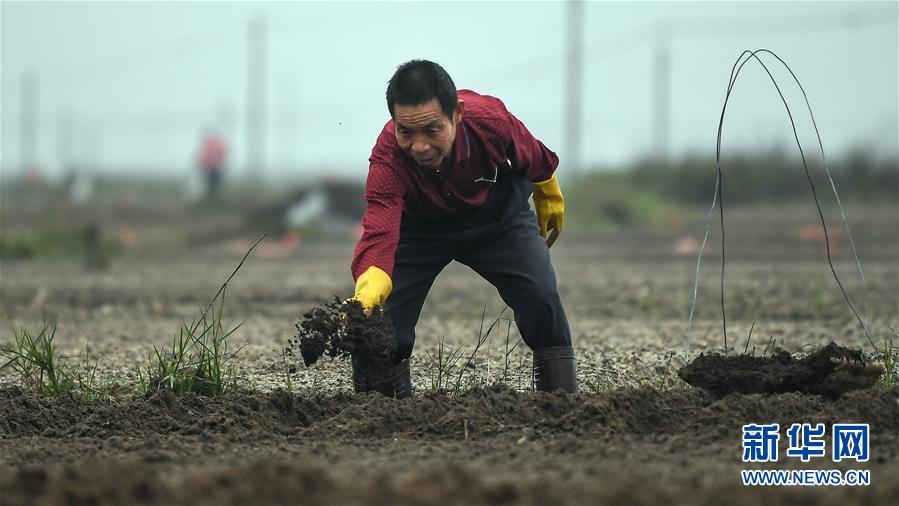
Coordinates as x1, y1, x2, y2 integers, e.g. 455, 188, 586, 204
277, 73, 299, 175
564, 0, 584, 175
216, 100, 236, 137
246, 16, 267, 180
83, 123, 101, 170
652, 22, 671, 164
56, 108, 75, 173
20, 72, 38, 175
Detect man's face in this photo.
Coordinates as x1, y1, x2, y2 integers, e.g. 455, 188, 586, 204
393, 98, 463, 170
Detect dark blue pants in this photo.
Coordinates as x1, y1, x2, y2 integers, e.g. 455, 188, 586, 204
385, 168, 572, 362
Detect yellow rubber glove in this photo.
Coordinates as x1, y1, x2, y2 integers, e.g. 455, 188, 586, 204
532, 173, 564, 248
347, 265, 393, 314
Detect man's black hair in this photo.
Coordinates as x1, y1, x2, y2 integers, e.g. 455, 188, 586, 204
386, 60, 457, 119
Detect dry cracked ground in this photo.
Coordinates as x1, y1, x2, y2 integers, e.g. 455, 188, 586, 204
1, 204, 897, 505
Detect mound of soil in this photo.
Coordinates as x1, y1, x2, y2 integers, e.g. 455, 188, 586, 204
6, 459, 899, 506
3, 385, 898, 506
4, 383, 897, 445
678, 341, 884, 399
290, 298, 397, 383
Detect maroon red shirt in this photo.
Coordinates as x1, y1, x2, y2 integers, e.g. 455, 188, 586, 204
351, 89, 559, 280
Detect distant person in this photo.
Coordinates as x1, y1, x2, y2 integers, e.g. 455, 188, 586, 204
197, 130, 227, 197
25, 164, 44, 188
345, 60, 573, 398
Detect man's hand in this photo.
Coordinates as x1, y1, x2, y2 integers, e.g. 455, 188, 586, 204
345, 265, 393, 315
532, 173, 564, 248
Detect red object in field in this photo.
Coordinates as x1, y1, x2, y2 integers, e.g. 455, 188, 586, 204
665, 212, 683, 232
281, 230, 301, 251
673, 236, 700, 255
26, 165, 44, 187
199, 134, 227, 172
799, 224, 842, 252
118, 226, 139, 249
231, 231, 301, 259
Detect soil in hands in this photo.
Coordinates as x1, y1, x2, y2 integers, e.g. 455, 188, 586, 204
289, 298, 398, 383
678, 341, 884, 399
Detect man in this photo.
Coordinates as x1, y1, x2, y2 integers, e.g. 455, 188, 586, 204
197, 129, 227, 197
348, 60, 575, 398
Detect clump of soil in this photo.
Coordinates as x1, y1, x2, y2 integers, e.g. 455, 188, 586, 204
678, 341, 884, 399
289, 298, 397, 380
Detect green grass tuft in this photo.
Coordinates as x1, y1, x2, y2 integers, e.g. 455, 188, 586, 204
876, 334, 897, 392
140, 306, 244, 397
424, 335, 466, 393
0, 322, 72, 395
140, 235, 263, 397
1, 322, 115, 399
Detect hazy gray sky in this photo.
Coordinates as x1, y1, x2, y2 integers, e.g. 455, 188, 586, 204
1, 1, 896, 181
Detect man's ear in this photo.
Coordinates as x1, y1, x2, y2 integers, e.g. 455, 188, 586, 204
453, 99, 465, 125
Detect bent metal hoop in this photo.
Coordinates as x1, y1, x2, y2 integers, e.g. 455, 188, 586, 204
685, 49, 872, 358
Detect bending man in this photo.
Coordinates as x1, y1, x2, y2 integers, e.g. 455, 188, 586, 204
349, 60, 575, 398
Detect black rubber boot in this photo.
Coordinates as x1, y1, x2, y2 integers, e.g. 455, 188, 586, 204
353, 358, 413, 399
533, 346, 577, 393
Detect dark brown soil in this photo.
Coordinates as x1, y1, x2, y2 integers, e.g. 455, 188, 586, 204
2, 384, 898, 505
291, 298, 397, 382
5, 460, 899, 506
2, 206, 897, 506
678, 342, 885, 399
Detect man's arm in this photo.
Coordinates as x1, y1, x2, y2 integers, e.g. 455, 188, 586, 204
503, 108, 560, 183
350, 164, 405, 310
499, 103, 564, 248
